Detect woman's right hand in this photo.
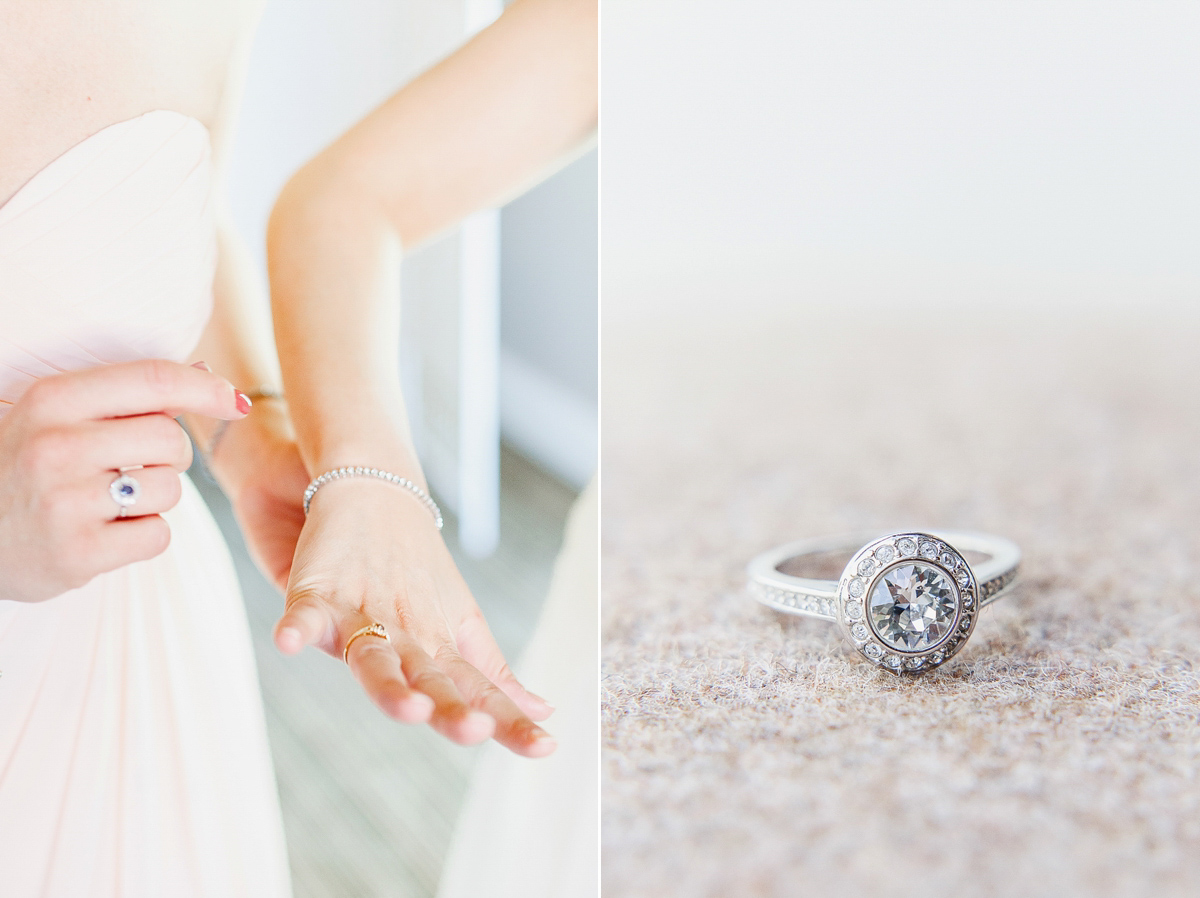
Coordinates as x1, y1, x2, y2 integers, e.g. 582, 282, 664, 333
0, 359, 250, 603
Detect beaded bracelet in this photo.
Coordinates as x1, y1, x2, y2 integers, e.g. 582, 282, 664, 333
303, 466, 444, 530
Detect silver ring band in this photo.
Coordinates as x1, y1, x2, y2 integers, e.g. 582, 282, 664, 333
747, 530, 1020, 673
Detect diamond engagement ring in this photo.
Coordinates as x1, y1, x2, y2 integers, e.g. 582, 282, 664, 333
108, 473, 142, 519
747, 531, 1020, 674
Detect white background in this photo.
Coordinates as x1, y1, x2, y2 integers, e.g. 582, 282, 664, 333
603, 1, 1200, 315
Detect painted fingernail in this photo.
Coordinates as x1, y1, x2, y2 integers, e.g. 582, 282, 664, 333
191, 360, 212, 371
234, 390, 253, 415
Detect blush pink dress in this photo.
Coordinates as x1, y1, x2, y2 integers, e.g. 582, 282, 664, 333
0, 111, 293, 897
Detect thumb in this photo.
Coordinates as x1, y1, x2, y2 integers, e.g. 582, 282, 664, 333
275, 587, 337, 656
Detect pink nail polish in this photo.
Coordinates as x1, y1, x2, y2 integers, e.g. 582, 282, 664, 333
191, 360, 212, 371
234, 390, 253, 414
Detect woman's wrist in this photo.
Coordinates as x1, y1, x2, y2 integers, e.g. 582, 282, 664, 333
293, 398, 429, 490
198, 387, 283, 460
205, 397, 295, 500
307, 440, 427, 491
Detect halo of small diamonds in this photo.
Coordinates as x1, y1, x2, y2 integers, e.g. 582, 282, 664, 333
835, 533, 979, 675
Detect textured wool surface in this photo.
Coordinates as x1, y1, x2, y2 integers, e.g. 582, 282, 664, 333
601, 301, 1200, 898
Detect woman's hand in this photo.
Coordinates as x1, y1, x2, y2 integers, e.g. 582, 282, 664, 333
0, 360, 249, 603
262, 0, 594, 759
229, 432, 309, 594
272, 477, 557, 758
202, 399, 310, 594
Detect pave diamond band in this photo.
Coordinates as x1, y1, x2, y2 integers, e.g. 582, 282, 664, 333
747, 530, 1020, 674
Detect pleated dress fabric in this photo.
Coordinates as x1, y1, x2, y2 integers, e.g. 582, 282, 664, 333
0, 111, 293, 897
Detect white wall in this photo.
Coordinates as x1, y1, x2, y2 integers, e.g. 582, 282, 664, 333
227, 1, 454, 236
500, 150, 597, 488
604, 1, 1200, 316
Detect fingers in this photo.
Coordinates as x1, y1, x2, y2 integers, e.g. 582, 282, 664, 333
274, 589, 338, 656
272, 591, 554, 755
395, 637, 495, 745
87, 514, 173, 576
436, 646, 558, 758
79, 414, 194, 471
20, 417, 193, 492
86, 465, 182, 520
274, 599, 495, 745
21, 358, 250, 425
456, 612, 555, 721
344, 627, 434, 724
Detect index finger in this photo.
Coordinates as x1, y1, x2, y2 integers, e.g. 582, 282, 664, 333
23, 359, 250, 424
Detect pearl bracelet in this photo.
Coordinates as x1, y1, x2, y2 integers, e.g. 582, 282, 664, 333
302, 466, 444, 529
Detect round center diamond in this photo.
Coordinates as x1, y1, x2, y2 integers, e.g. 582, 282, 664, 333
867, 562, 958, 652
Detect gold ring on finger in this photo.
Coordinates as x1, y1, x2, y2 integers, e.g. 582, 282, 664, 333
343, 622, 390, 664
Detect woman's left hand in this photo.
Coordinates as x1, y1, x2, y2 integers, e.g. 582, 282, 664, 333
205, 402, 310, 593
229, 431, 309, 593
270, 475, 557, 758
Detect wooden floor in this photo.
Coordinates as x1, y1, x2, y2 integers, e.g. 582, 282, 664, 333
192, 448, 576, 898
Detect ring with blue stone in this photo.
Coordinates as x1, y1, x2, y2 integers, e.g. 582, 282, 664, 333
747, 530, 1020, 674
108, 473, 142, 519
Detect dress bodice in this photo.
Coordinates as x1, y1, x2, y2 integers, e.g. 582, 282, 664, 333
0, 113, 292, 898
0, 110, 215, 412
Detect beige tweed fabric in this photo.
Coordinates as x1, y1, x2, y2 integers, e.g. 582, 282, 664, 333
601, 301, 1200, 898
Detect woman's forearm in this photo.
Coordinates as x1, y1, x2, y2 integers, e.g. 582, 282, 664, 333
267, 182, 416, 479
268, 0, 597, 482
333, 0, 598, 249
